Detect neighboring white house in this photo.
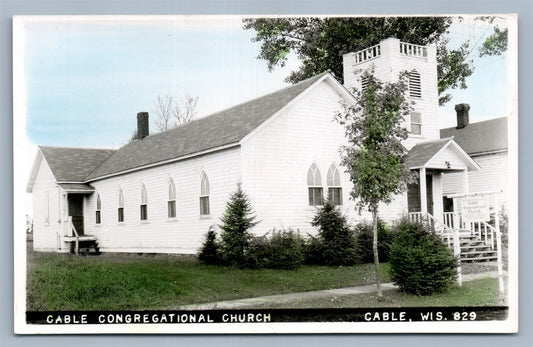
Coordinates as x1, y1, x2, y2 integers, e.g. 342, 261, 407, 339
440, 110, 508, 211
27, 38, 482, 254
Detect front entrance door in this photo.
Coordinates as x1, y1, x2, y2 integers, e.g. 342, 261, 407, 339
407, 174, 434, 215
68, 194, 84, 236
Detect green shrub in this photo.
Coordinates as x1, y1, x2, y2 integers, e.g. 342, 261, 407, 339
246, 229, 305, 270
302, 234, 325, 265
389, 221, 457, 295
219, 184, 259, 267
311, 200, 357, 266
198, 227, 222, 265
354, 220, 395, 264
266, 229, 305, 270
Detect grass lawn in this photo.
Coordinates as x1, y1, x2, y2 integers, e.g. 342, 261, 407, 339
27, 252, 390, 311
248, 277, 501, 309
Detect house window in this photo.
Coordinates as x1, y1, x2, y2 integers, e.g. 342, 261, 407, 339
307, 163, 324, 206
96, 193, 101, 224
410, 112, 422, 135
140, 184, 148, 221
118, 188, 124, 223
200, 172, 210, 216
409, 69, 422, 98
327, 164, 343, 206
168, 178, 176, 218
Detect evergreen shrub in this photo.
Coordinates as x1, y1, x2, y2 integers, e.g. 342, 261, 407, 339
389, 221, 457, 295
310, 200, 357, 266
354, 220, 395, 264
198, 227, 222, 265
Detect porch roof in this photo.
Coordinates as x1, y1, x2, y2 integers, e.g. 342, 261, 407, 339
406, 138, 480, 171
58, 183, 95, 194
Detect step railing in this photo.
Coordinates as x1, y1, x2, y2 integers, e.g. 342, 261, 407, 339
442, 212, 500, 250
67, 216, 80, 255
408, 212, 456, 248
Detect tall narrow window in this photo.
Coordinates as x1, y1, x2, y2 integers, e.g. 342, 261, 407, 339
408, 69, 422, 98
307, 163, 323, 206
96, 193, 102, 224
45, 191, 50, 225
140, 184, 148, 220
327, 164, 343, 206
168, 178, 176, 218
200, 172, 210, 216
410, 112, 422, 135
118, 188, 124, 223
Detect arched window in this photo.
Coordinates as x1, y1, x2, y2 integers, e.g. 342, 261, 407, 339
327, 164, 343, 206
307, 163, 323, 206
408, 69, 422, 98
200, 172, 210, 216
96, 193, 102, 224
118, 188, 124, 222
140, 184, 148, 220
168, 178, 176, 218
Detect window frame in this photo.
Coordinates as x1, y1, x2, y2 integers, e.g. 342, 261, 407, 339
199, 172, 210, 216
140, 184, 148, 221
168, 178, 177, 219
327, 164, 343, 206
95, 193, 102, 224
307, 163, 324, 206
410, 111, 423, 136
408, 69, 422, 98
118, 188, 125, 223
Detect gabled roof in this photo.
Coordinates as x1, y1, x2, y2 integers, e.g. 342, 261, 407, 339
406, 138, 480, 171
85, 72, 336, 181
440, 117, 507, 156
39, 146, 116, 182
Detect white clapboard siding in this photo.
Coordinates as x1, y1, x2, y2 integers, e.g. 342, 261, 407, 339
31, 157, 61, 251
442, 152, 508, 197
84, 147, 241, 254
240, 78, 373, 236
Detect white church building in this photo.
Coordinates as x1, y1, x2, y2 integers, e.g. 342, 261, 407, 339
27, 38, 500, 255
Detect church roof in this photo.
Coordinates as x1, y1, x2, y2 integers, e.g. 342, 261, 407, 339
84, 72, 332, 181
39, 146, 116, 182
440, 117, 507, 156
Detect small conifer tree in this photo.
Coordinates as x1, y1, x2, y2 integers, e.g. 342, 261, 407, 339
219, 184, 259, 267
198, 227, 221, 265
311, 200, 357, 266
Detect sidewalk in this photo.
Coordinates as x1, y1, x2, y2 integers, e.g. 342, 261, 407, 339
179, 271, 502, 310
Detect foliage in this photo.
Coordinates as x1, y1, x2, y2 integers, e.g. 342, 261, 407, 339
489, 206, 509, 247
243, 17, 488, 105
389, 221, 457, 295
25, 214, 33, 234
336, 72, 414, 211
219, 184, 259, 267
302, 234, 325, 265
154, 94, 199, 131
354, 220, 395, 264
310, 200, 358, 266
479, 26, 508, 57
248, 229, 305, 270
436, 39, 474, 105
198, 227, 222, 265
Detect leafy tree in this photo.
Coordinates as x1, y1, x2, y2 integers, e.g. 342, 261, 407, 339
479, 26, 508, 57
310, 200, 357, 266
335, 72, 414, 296
219, 184, 259, 267
243, 17, 507, 106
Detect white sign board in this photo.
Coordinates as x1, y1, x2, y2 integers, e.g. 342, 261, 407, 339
461, 197, 490, 222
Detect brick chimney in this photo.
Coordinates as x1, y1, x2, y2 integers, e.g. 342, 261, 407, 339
454, 103, 470, 129
137, 112, 149, 139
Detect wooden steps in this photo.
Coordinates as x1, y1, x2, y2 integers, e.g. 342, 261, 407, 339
441, 233, 498, 263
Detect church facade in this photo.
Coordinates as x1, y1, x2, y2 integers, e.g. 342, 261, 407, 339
27, 38, 487, 254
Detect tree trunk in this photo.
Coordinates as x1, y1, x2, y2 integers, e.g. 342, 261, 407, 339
372, 206, 383, 297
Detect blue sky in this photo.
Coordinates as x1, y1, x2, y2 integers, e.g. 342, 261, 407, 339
20, 16, 513, 148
